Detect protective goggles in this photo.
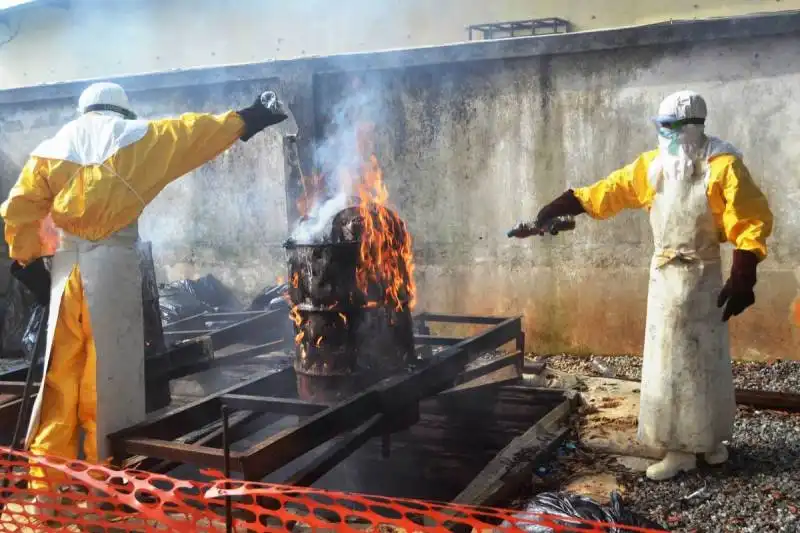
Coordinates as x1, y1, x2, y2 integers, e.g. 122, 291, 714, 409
652, 117, 705, 130
83, 103, 137, 120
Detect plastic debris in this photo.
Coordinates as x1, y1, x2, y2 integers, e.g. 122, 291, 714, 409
507, 491, 665, 532
159, 274, 242, 325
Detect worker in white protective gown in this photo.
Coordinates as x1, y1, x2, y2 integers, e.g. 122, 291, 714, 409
510, 90, 773, 481
0, 82, 288, 519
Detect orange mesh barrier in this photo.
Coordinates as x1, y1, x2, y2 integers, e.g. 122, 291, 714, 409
0, 447, 664, 532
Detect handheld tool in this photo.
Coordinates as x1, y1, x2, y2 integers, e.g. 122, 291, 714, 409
506, 215, 577, 238
261, 91, 298, 138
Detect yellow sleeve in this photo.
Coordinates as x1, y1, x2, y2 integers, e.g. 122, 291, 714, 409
572, 150, 657, 219
145, 111, 246, 184
0, 157, 54, 264
711, 157, 773, 261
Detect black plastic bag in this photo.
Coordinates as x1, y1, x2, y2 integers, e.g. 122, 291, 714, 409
21, 304, 46, 360
507, 491, 664, 532
1, 277, 38, 360
249, 283, 288, 311
158, 281, 214, 325
190, 274, 241, 311
159, 274, 242, 325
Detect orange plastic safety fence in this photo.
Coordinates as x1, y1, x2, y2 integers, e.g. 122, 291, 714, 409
0, 447, 664, 532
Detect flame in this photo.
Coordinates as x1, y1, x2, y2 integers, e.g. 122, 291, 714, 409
288, 122, 417, 348
276, 276, 285, 285
289, 305, 304, 344
792, 296, 800, 328
315, 336, 324, 348
352, 127, 416, 311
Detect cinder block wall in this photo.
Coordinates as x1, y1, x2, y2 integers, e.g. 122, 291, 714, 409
1, 14, 798, 360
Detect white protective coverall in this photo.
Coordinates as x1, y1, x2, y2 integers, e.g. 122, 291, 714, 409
0, 82, 255, 495
571, 91, 773, 480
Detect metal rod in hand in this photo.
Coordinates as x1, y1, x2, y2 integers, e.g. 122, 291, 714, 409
221, 405, 232, 533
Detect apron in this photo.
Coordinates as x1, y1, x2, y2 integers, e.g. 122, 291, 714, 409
24, 222, 146, 461
637, 137, 739, 454
25, 223, 146, 461
23, 112, 150, 461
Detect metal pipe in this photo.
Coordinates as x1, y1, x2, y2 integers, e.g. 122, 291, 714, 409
221, 405, 232, 533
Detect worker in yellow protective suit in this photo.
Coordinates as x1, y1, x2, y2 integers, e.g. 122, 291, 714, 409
510, 90, 773, 481
0, 82, 287, 518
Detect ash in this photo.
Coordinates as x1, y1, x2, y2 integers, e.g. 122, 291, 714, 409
530, 354, 800, 532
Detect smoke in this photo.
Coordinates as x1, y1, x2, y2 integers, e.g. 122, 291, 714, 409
289, 86, 384, 245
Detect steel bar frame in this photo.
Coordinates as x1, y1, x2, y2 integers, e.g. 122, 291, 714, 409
107, 313, 527, 481
163, 309, 291, 350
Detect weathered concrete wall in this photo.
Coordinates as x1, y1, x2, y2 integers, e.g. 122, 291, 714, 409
1, 13, 799, 359
2, 0, 800, 89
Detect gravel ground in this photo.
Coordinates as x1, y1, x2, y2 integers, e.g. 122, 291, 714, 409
539, 354, 800, 393
522, 354, 800, 531
524, 408, 800, 532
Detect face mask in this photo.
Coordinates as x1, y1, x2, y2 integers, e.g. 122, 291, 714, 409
658, 127, 681, 156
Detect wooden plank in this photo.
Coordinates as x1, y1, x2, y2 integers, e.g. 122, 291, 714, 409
122, 437, 242, 471
283, 414, 385, 487
735, 389, 800, 412
451, 396, 575, 507
221, 395, 328, 416
556, 366, 800, 413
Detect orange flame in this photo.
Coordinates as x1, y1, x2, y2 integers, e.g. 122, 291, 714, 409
792, 296, 800, 328
289, 305, 304, 344
288, 122, 417, 348
352, 126, 416, 311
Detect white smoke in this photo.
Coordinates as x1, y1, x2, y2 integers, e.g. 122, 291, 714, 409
289, 87, 383, 245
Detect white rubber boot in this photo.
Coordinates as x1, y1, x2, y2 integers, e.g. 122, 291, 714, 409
704, 443, 729, 465
646, 451, 696, 481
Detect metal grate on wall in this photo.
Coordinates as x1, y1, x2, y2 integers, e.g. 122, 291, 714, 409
467, 17, 571, 40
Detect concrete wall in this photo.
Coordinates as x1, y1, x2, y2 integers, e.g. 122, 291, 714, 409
1, 13, 799, 360
2, 0, 800, 89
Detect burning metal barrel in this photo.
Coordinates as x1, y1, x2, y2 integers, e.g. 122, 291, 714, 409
285, 201, 416, 382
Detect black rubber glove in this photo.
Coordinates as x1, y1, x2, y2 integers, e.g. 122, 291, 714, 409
717, 249, 759, 322
236, 91, 289, 142
508, 189, 585, 238
10, 258, 51, 306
